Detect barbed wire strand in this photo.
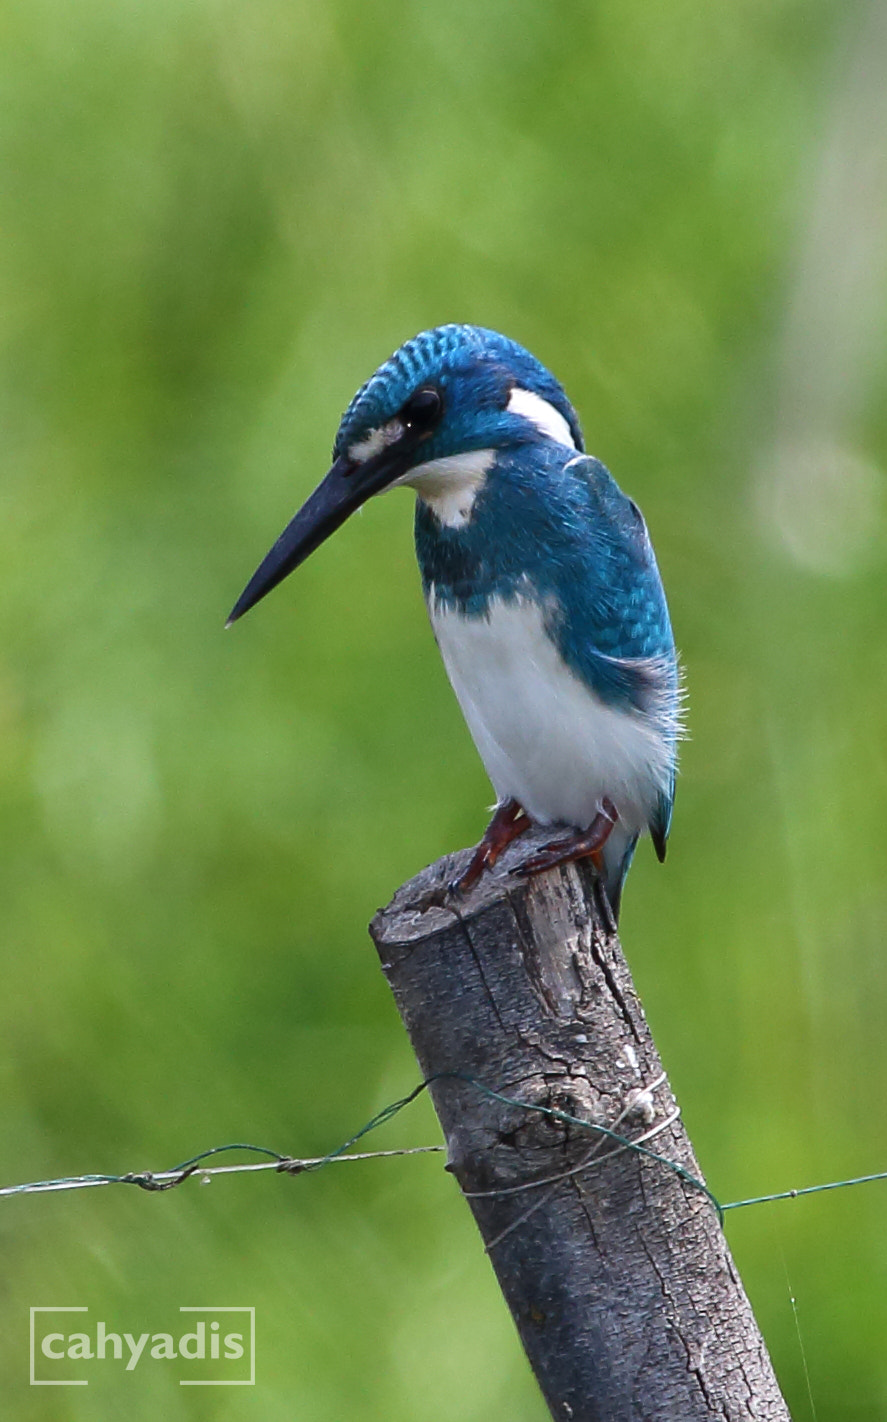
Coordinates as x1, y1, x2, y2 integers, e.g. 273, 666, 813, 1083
0, 1146, 445, 1198
720, 1172, 887, 1211
479, 1109, 682, 1255
0, 1073, 884, 1221
464, 1072, 671, 1252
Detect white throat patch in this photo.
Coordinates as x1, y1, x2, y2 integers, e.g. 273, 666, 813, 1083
400, 448, 495, 529
507, 386, 577, 450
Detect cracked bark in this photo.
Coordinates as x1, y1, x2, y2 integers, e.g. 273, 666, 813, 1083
370, 832, 791, 1422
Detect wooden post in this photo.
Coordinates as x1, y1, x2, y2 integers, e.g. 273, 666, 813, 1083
370, 833, 790, 1422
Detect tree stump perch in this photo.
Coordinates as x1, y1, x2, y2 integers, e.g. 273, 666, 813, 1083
370, 833, 791, 1422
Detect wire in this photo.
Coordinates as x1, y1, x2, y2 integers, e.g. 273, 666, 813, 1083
1, 1073, 884, 1223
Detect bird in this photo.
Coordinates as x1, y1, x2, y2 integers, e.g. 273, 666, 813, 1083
227, 324, 681, 922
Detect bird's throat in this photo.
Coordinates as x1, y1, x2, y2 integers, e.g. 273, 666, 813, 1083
403, 449, 495, 529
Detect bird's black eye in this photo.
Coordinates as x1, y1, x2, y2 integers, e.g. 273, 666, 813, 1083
401, 385, 443, 430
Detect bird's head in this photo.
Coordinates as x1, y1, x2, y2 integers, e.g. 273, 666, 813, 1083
227, 324, 584, 624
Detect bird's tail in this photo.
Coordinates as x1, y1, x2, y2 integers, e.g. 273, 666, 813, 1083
599, 827, 639, 926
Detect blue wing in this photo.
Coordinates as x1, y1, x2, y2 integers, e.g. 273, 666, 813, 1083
552, 456, 680, 876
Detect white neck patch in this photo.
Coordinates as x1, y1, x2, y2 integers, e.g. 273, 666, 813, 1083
400, 449, 495, 529
507, 386, 577, 450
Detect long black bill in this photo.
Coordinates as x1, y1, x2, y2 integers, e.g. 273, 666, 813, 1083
226, 448, 403, 626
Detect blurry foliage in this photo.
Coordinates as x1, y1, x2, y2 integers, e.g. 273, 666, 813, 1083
1, 0, 886, 1416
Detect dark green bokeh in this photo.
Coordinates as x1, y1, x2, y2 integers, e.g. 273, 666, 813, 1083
2, 0, 886, 1416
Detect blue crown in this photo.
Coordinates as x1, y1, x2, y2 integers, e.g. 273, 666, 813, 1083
333, 324, 584, 459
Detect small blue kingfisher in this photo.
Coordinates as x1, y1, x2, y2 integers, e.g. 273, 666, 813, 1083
228, 325, 681, 921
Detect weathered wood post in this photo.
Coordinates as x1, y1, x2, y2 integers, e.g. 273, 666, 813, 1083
370, 832, 790, 1422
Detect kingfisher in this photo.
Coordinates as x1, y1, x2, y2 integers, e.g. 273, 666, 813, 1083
228, 325, 680, 922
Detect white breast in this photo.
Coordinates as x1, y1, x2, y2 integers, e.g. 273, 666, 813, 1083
428, 591, 671, 832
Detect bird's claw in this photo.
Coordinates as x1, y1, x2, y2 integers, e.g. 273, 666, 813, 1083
450, 799, 532, 897
509, 801, 618, 879
447, 852, 487, 899
513, 842, 580, 875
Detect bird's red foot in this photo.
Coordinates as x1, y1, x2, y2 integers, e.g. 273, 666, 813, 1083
453, 799, 532, 894
517, 798, 618, 875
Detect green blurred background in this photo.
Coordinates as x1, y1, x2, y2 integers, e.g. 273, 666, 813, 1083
2, 0, 886, 1415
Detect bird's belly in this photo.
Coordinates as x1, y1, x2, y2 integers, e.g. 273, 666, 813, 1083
428, 593, 670, 831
